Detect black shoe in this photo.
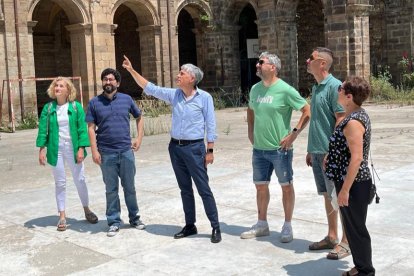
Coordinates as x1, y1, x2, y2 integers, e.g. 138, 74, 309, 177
211, 227, 222, 243
174, 225, 197, 239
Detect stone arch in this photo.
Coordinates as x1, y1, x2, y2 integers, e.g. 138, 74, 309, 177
176, 1, 213, 68
111, 0, 159, 26
369, 0, 387, 77
27, 0, 89, 24
297, 0, 325, 97
214, 0, 259, 92
176, 0, 213, 24
226, 0, 258, 24
275, 0, 300, 19
112, 0, 160, 93
274, 0, 329, 91
28, 0, 90, 114
237, 3, 259, 97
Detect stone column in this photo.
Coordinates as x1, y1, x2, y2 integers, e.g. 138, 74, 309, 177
201, 26, 219, 88
346, 3, 372, 79
276, 16, 299, 88
192, 27, 204, 69
25, 21, 38, 112
66, 23, 95, 104
325, 3, 349, 80
137, 25, 162, 85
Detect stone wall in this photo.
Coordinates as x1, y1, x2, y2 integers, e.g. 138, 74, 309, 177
1, 0, 414, 127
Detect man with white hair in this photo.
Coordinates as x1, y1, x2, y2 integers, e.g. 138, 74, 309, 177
122, 56, 221, 243
242, 52, 310, 243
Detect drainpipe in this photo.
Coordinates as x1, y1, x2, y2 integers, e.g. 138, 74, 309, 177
166, 0, 174, 87
13, 0, 24, 119
1, 19, 11, 125
89, 0, 98, 96
157, 0, 165, 86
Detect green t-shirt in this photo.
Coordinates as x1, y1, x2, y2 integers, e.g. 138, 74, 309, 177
307, 74, 344, 154
249, 79, 307, 150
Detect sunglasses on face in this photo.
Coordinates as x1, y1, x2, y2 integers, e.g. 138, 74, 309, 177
306, 55, 325, 65
257, 60, 272, 66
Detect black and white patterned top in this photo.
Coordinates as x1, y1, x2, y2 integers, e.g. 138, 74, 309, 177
325, 109, 372, 183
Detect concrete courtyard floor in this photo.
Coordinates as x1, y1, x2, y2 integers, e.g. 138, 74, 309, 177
0, 104, 413, 275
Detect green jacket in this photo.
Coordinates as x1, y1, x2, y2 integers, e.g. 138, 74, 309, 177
36, 101, 90, 166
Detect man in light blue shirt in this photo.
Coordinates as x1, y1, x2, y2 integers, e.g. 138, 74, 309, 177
123, 56, 221, 243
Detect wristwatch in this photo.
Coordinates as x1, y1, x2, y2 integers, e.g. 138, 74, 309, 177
207, 148, 214, 153
292, 128, 298, 133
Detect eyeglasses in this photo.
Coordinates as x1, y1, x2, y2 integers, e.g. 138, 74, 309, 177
338, 85, 345, 93
306, 55, 325, 65
257, 60, 273, 66
103, 77, 116, 82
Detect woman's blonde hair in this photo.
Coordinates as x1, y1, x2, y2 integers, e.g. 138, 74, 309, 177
47, 76, 77, 102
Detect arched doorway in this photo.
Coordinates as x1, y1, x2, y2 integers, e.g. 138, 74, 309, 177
32, 1, 73, 115
296, 0, 324, 97
114, 5, 141, 98
369, 0, 387, 77
238, 4, 258, 102
178, 9, 197, 66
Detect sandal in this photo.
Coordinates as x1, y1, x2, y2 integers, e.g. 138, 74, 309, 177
57, 219, 67, 231
309, 236, 338, 250
342, 267, 358, 276
327, 242, 351, 260
85, 212, 98, 224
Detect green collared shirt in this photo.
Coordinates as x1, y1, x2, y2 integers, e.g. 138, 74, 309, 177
307, 74, 344, 154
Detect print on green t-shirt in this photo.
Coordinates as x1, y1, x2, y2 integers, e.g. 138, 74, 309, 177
249, 79, 307, 150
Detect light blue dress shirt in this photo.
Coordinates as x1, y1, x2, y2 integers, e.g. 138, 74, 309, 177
144, 82, 217, 142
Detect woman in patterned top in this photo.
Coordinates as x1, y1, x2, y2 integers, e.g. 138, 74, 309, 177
325, 76, 375, 276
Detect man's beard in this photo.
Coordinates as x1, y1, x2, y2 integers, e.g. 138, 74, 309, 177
103, 84, 117, 94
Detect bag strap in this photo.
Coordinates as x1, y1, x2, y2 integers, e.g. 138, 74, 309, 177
72, 101, 77, 113
369, 150, 381, 204
46, 102, 53, 136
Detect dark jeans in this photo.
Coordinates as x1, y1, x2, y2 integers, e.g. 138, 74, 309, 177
336, 179, 375, 276
100, 149, 140, 227
168, 140, 219, 229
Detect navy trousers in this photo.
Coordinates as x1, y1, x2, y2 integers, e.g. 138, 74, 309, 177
168, 140, 219, 229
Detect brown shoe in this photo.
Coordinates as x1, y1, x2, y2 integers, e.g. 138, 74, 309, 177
309, 236, 338, 250
342, 267, 358, 276
85, 212, 98, 224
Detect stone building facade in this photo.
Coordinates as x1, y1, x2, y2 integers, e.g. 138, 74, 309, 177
0, 0, 413, 126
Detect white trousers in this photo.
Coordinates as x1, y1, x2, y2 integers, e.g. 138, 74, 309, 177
52, 139, 89, 211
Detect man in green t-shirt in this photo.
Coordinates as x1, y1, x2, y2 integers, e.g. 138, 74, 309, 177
306, 47, 350, 260
241, 52, 310, 243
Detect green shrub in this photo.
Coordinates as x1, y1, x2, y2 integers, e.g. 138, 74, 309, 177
211, 87, 247, 109
370, 72, 414, 104
16, 112, 38, 130
136, 95, 171, 118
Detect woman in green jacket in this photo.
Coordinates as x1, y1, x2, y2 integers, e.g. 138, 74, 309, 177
36, 77, 98, 231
